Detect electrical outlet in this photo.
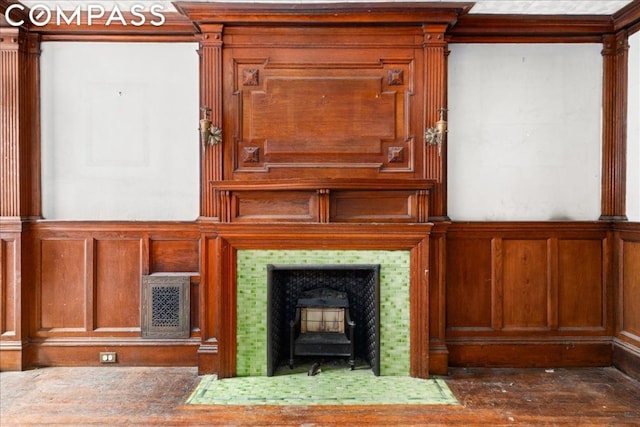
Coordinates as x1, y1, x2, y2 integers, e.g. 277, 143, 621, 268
99, 352, 117, 363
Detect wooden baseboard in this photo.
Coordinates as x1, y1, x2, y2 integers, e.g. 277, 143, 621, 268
613, 338, 640, 381
24, 340, 199, 368
447, 339, 612, 368
428, 345, 449, 376
0, 342, 25, 371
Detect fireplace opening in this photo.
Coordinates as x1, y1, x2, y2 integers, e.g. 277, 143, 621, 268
266, 264, 380, 376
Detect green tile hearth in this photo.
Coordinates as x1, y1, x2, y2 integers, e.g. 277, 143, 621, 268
186, 367, 458, 406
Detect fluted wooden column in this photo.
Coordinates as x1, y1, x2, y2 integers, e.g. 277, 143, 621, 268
198, 24, 223, 219
1, 28, 40, 219
423, 25, 449, 220
600, 31, 629, 221
0, 27, 40, 371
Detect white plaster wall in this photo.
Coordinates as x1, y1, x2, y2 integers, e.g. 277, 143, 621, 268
448, 44, 602, 221
40, 42, 199, 220
628, 31, 640, 222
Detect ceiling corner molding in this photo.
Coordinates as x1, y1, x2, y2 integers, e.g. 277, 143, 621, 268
33, 12, 198, 41
613, 0, 640, 33
448, 14, 614, 43
175, 2, 474, 28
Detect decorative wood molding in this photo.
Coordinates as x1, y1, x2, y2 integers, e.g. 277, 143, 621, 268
210, 179, 433, 224
448, 14, 613, 43
176, 2, 472, 26
600, 30, 629, 221
613, 0, 640, 34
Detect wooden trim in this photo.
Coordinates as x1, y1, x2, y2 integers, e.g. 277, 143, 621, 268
447, 337, 613, 367
613, 0, 640, 34
26, 339, 199, 367
448, 14, 612, 43
177, 2, 472, 26
613, 337, 640, 381
40, 34, 198, 42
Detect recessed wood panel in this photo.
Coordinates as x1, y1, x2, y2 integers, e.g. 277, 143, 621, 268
558, 239, 603, 329
502, 239, 549, 329
40, 239, 86, 330
446, 239, 493, 329
252, 77, 395, 152
622, 241, 640, 338
95, 239, 141, 329
1, 239, 17, 334
330, 191, 415, 222
227, 47, 418, 180
232, 191, 317, 222
151, 239, 199, 273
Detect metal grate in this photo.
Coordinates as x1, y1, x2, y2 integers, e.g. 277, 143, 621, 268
141, 275, 190, 339
151, 286, 181, 328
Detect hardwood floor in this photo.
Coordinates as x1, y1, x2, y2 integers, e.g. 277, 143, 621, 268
1, 366, 639, 426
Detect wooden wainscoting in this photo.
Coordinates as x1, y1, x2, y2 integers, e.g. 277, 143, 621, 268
613, 222, 640, 380
25, 221, 201, 368
0, 219, 28, 370
445, 222, 614, 368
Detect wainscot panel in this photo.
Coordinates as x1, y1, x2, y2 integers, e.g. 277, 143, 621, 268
613, 222, 640, 380
25, 222, 201, 367
445, 222, 613, 368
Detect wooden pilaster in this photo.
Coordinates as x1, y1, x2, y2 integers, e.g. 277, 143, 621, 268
423, 25, 449, 220
600, 31, 629, 221
198, 24, 223, 219
0, 26, 40, 370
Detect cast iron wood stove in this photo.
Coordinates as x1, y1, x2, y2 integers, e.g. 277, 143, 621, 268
289, 288, 355, 370
267, 264, 380, 377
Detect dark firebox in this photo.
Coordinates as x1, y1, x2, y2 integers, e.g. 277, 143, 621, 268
266, 264, 380, 377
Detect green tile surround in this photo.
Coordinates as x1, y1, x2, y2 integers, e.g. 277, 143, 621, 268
236, 250, 411, 377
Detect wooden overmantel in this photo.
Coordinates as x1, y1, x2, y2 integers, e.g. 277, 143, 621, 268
177, 2, 466, 221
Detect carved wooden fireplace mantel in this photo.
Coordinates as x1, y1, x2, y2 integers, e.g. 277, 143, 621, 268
175, 2, 465, 377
